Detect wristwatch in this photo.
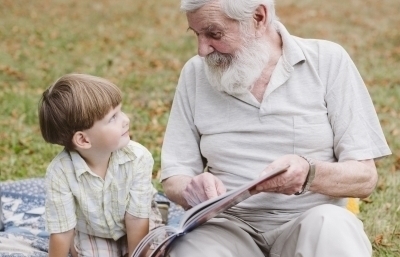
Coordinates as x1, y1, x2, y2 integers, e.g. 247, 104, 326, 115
295, 156, 316, 195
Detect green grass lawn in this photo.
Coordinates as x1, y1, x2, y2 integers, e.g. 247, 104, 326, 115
0, 0, 399, 255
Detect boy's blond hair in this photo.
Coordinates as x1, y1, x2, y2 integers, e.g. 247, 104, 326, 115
38, 73, 122, 150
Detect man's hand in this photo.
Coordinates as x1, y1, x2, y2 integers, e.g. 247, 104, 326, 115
254, 154, 309, 195
183, 173, 227, 207
253, 155, 378, 198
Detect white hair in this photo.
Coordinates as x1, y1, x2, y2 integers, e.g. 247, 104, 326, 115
181, 0, 278, 26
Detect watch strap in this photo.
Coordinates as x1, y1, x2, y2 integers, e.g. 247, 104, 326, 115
295, 156, 316, 195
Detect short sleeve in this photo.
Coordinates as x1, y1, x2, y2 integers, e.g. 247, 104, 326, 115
125, 143, 154, 218
321, 43, 391, 161
161, 57, 206, 181
45, 162, 76, 233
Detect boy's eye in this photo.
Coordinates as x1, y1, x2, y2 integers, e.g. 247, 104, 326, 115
110, 114, 117, 122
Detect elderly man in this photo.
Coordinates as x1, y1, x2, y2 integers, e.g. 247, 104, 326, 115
161, 0, 391, 256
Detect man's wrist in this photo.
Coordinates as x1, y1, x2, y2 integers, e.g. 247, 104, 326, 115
295, 156, 316, 195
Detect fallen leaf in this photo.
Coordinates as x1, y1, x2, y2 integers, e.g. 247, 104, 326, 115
374, 234, 383, 245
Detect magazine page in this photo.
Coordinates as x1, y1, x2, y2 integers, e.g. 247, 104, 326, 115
181, 165, 288, 232
176, 185, 237, 229
177, 165, 287, 231
148, 232, 179, 257
182, 189, 251, 232
132, 192, 239, 257
132, 226, 178, 257
132, 165, 287, 257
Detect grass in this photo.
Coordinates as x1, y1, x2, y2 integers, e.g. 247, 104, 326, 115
0, 0, 399, 255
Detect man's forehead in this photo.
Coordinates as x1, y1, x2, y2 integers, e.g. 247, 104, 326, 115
187, 11, 238, 33
188, 23, 225, 33
186, 2, 228, 28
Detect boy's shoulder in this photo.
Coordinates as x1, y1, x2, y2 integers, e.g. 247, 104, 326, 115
45, 148, 75, 178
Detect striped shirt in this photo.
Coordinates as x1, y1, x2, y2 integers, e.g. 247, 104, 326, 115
45, 140, 155, 240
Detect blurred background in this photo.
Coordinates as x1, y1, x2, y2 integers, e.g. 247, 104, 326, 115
0, 0, 399, 255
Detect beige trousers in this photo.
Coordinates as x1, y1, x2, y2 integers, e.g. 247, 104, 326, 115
167, 204, 372, 257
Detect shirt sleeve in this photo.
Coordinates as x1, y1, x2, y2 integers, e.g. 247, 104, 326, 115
125, 143, 154, 218
320, 42, 391, 161
161, 57, 206, 181
45, 161, 77, 233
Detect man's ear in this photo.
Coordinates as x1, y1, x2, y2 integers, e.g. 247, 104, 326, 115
72, 131, 92, 150
253, 5, 267, 36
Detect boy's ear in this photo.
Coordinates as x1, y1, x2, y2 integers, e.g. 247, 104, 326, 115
72, 131, 92, 150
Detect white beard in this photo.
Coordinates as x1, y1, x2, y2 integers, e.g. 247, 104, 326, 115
204, 37, 270, 95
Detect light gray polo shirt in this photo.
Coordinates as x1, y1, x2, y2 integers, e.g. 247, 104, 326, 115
161, 22, 391, 230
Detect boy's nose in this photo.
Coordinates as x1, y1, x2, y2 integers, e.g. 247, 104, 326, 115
122, 112, 130, 127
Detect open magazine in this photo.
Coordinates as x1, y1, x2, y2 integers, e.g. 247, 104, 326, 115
131, 166, 288, 257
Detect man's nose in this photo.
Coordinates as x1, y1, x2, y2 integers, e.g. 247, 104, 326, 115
197, 36, 214, 57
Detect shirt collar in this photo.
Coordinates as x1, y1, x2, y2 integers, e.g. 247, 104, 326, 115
113, 144, 137, 165
69, 150, 92, 179
228, 22, 305, 106
275, 21, 306, 66
69, 144, 137, 181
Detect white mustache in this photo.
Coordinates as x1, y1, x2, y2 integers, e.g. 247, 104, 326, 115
205, 52, 233, 69
204, 37, 270, 95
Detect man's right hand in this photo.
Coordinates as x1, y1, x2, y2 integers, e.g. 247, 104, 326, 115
183, 173, 226, 207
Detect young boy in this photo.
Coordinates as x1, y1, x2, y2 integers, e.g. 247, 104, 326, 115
38, 73, 162, 257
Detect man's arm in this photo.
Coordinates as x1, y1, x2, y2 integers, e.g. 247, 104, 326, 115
255, 154, 377, 198
125, 212, 149, 257
310, 159, 377, 198
48, 229, 75, 257
162, 175, 192, 209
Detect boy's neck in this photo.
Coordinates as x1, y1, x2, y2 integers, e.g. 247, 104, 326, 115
76, 149, 112, 180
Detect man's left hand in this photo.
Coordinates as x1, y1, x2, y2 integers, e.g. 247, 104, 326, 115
254, 154, 310, 195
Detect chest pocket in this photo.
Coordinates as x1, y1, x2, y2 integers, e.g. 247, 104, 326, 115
293, 114, 334, 153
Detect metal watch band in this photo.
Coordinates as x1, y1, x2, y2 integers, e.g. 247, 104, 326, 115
295, 156, 316, 195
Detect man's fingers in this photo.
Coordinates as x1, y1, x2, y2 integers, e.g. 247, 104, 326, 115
203, 183, 219, 199
183, 173, 226, 207
215, 177, 227, 195
202, 173, 226, 199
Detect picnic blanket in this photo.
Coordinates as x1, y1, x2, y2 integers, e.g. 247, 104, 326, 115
0, 178, 184, 257
0, 178, 359, 256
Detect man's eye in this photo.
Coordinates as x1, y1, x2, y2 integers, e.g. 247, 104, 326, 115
207, 31, 222, 40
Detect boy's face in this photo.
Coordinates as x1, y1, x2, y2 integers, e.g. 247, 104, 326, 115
84, 103, 130, 152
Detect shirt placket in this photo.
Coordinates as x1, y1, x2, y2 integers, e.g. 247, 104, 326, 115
103, 158, 117, 239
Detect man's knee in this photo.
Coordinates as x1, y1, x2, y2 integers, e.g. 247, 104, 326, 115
272, 204, 371, 257
167, 217, 264, 257
301, 204, 362, 230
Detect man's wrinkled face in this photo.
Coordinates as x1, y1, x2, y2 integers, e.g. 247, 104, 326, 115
187, 3, 270, 95
186, 2, 244, 60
